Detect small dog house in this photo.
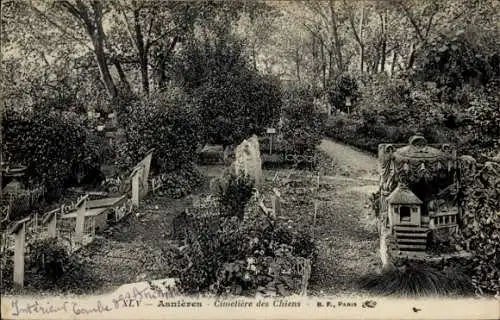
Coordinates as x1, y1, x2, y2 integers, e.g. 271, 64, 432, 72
387, 183, 423, 227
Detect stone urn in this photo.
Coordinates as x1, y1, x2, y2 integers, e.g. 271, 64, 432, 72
3, 165, 27, 193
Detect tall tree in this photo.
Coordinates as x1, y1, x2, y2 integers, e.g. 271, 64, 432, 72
56, 0, 118, 100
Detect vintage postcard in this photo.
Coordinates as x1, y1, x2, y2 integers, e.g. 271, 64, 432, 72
1, 0, 499, 319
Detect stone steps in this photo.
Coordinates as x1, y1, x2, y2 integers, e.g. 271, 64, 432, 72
397, 244, 427, 251
393, 225, 428, 232
397, 238, 427, 244
394, 232, 428, 238
393, 225, 429, 252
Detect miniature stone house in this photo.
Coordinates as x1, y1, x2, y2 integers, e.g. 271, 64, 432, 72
387, 183, 423, 227
377, 134, 463, 254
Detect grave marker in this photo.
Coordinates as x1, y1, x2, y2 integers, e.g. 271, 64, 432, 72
12, 221, 26, 289
131, 168, 141, 207
42, 209, 59, 238
74, 196, 88, 246
272, 188, 281, 215
266, 128, 277, 155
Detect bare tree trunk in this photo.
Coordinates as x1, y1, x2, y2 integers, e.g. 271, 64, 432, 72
358, 1, 365, 72
380, 12, 387, 73
328, 48, 334, 83
92, 36, 118, 101
59, 1, 118, 102
252, 42, 258, 71
311, 37, 317, 85
90, 2, 118, 101
329, 0, 344, 72
133, 9, 149, 96
407, 42, 416, 70
154, 36, 179, 89
390, 50, 397, 77
113, 60, 131, 90
372, 48, 380, 74
320, 41, 326, 89
295, 48, 301, 82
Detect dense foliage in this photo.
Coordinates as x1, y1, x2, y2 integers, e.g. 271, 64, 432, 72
216, 173, 255, 220
2, 108, 103, 201
1, 238, 97, 294
117, 88, 202, 174
175, 193, 317, 296
327, 73, 360, 113
281, 87, 326, 155
325, 27, 500, 156
454, 163, 500, 295
178, 38, 282, 147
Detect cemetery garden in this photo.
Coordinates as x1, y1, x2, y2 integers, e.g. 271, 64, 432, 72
1, 0, 499, 300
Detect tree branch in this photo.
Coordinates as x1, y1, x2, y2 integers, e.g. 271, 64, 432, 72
343, 0, 363, 47
424, 10, 437, 38
302, 23, 326, 46
303, 0, 331, 34
148, 28, 174, 47
29, 3, 93, 51
399, 3, 425, 42
144, 9, 156, 49
113, 0, 138, 50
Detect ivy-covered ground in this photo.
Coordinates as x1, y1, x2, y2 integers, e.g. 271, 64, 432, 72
61, 138, 382, 296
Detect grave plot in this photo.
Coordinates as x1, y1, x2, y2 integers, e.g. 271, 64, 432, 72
0, 150, 155, 293
262, 166, 379, 295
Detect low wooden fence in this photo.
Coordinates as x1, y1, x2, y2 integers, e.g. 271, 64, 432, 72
148, 173, 172, 194
1, 186, 45, 222
1, 150, 155, 290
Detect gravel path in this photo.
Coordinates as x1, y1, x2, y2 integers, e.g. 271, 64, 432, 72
307, 138, 381, 295
318, 138, 379, 181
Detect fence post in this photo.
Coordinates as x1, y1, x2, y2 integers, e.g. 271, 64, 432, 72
132, 170, 141, 207
74, 197, 87, 247
312, 201, 318, 241
272, 188, 281, 216
48, 212, 57, 238
13, 222, 26, 289
272, 195, 281, 216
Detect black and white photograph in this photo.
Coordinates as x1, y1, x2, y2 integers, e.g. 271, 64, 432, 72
0, 0, 499, 319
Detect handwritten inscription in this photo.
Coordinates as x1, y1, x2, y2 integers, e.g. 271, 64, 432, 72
8, 285, 175, 317
10, 300, 113, 316
112, 285, 176, 307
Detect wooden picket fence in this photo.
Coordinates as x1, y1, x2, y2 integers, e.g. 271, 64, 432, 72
1, 150, 154, 289
1, 186, 45, 223
148, 173, 171, 194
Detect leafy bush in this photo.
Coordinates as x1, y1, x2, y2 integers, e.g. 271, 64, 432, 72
175, 206, 317, 296
116, 88, 202, 174
325, 25, 499, 157
0, 250, 14, 293
1, 238, 98, 294
2, 108, 103, 202
454, 162, 500, 295
27, 238, 72, 283
324, 114, 415, 154
413, 28, 500, 91
216, 173, 255, 220
153, 166, 206, 199
457, 84, 500, 155
327, 72, 360, 112
178, 38, 282, 147
282, 87, 326, 155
